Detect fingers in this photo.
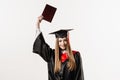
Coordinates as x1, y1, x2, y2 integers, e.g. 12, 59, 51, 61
36, 15, 44, 29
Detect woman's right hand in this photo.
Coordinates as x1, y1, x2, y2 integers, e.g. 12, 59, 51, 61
37, 15, 44, 29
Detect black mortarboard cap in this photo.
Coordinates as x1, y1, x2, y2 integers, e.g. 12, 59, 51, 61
42, 4, 57, 22
49, 29, 73, 38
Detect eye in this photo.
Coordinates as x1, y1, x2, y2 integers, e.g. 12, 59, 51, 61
59, 40, 62, 42
63, 38, 67, 42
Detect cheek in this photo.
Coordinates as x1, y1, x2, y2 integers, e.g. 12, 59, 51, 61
58, 41, 62, 47
58, 42, 61, 46
64, 41, 67, 45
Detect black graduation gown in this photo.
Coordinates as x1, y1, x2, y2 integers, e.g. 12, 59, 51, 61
33, 33, 84, 80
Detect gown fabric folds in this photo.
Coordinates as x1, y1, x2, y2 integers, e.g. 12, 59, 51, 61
33, 33, 84, 80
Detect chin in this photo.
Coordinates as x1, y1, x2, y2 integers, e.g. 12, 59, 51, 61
60, 47, 66, 50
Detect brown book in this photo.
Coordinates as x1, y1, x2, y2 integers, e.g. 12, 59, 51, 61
42, 4, 57, 22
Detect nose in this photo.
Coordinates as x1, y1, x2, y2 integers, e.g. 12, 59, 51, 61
61, 41, 65, 45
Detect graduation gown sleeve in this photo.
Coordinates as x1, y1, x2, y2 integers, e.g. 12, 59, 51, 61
33, 33, 52, 62
75, 52, 84, 80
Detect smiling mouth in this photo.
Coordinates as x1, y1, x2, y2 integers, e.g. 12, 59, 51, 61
60, 47, 66, 50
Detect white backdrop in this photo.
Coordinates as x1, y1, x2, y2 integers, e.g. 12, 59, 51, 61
0, 0, 120, 80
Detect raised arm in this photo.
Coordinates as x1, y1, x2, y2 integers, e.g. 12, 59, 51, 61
33, 15, 53, 62
36, 15, 43, 30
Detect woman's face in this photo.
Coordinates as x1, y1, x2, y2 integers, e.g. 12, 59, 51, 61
58, 37, 68, 50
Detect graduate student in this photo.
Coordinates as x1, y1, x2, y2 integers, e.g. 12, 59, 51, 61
33, 15, 84, 80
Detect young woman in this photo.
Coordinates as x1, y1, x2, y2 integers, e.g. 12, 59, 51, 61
33, 15, 84, 80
